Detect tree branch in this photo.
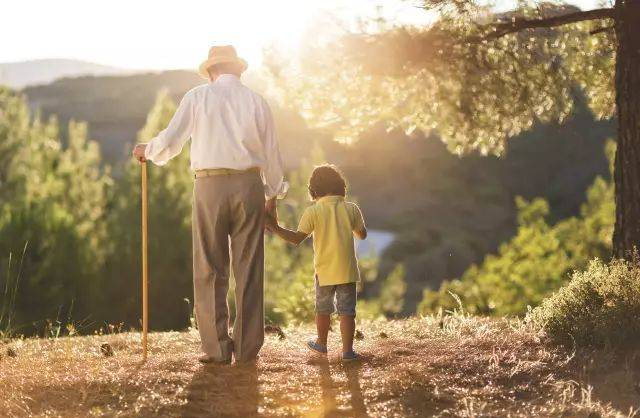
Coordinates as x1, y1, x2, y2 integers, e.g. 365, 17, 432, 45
589, 25, 615, 35
487, 8, 615, 39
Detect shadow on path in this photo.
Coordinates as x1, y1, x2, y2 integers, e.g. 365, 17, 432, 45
181, 363, 259, 418
315, 359, 370, 418
578, 349, 640, 414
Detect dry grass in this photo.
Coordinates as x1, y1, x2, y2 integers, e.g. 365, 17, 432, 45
1, 316, 639, 417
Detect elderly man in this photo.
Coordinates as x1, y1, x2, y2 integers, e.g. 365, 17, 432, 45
132, 45, 287, 364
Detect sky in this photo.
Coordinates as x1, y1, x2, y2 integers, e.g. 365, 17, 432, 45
1, 0, 601, 71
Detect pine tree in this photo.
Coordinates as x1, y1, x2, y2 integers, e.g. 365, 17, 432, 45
106, 91, 193, 330
0, 88, 111, 333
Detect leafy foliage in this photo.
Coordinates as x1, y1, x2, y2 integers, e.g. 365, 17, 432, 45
531, 257, 640, 347
267, 3, 614, 156
0, 87, 112, 332
419, 142, 614, 316
105, 90, 194, 330
377, 264, 407, 316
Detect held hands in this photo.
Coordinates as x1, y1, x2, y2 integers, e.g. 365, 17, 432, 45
132, 143, 148, 163
265, 213, 278, 232
264, 198, 278, 232
263, 203, 306, 245
265, 197, 276, 216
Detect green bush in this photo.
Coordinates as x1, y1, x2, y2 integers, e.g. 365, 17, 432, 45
531, 257, 640, 347
419, 141, 615, 316
0, 87, 112, 334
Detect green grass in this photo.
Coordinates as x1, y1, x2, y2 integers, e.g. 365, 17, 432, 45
0, 243, 28, 339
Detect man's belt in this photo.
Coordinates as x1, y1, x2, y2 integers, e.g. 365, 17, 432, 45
194, 167, 260, 179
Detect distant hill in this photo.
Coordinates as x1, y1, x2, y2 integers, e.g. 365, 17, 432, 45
23, 70, 335, 169
23, 71, 615, 312
24, 70, 204, 163
0, 58, 130, 88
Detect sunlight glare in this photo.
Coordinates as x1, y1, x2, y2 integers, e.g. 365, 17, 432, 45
0, 0, 439, 71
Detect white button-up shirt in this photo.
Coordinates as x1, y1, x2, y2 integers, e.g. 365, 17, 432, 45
144, 74, 288, 199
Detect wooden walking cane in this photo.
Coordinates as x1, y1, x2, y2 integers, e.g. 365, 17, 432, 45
141, 160, 149, 361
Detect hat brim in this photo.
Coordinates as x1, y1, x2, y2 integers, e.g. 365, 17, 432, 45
198, 57, 248, 79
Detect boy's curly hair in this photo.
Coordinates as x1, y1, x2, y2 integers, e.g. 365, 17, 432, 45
308, 164, 347, 199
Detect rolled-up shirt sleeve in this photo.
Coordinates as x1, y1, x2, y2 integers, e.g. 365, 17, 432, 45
258, 98, 289, 199
144, 91, 194, 166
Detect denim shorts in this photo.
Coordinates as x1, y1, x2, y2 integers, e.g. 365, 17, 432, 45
315, 277, 357, 316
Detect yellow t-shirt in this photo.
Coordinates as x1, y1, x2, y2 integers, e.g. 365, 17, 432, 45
297, 195, 365, 286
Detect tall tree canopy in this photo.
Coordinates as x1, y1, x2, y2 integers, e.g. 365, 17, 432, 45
270, 0, 638, 257
0, 87, 111, 333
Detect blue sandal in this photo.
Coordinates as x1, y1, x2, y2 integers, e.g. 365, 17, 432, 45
342, 351, 361, 362
307, 340, 328, 354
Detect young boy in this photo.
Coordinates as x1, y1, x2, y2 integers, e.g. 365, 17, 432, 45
266, 164, 367, 362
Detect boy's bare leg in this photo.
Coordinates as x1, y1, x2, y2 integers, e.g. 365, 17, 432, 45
316, 314, 330, 346
340, 315, 355, 353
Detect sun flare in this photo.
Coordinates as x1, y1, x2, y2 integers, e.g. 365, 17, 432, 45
0, 0, 439, 71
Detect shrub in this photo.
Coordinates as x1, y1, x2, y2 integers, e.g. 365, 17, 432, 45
419, 141, 615, 316
531, 257, 640, 347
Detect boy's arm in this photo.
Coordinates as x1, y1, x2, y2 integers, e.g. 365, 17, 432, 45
354, 227, 367, 240
266, 203, 311, 245
271, 224, 309, 246
352, 203, 367, 240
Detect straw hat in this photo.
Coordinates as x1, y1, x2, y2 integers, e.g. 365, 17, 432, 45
198, 45, 248, 79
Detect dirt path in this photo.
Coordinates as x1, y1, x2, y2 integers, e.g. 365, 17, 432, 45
1, 317, 638, 417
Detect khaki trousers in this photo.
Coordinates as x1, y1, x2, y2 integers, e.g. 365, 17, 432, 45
192, 171, 265, 362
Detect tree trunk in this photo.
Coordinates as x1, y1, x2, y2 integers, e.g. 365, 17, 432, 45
613, 0, 640, 258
